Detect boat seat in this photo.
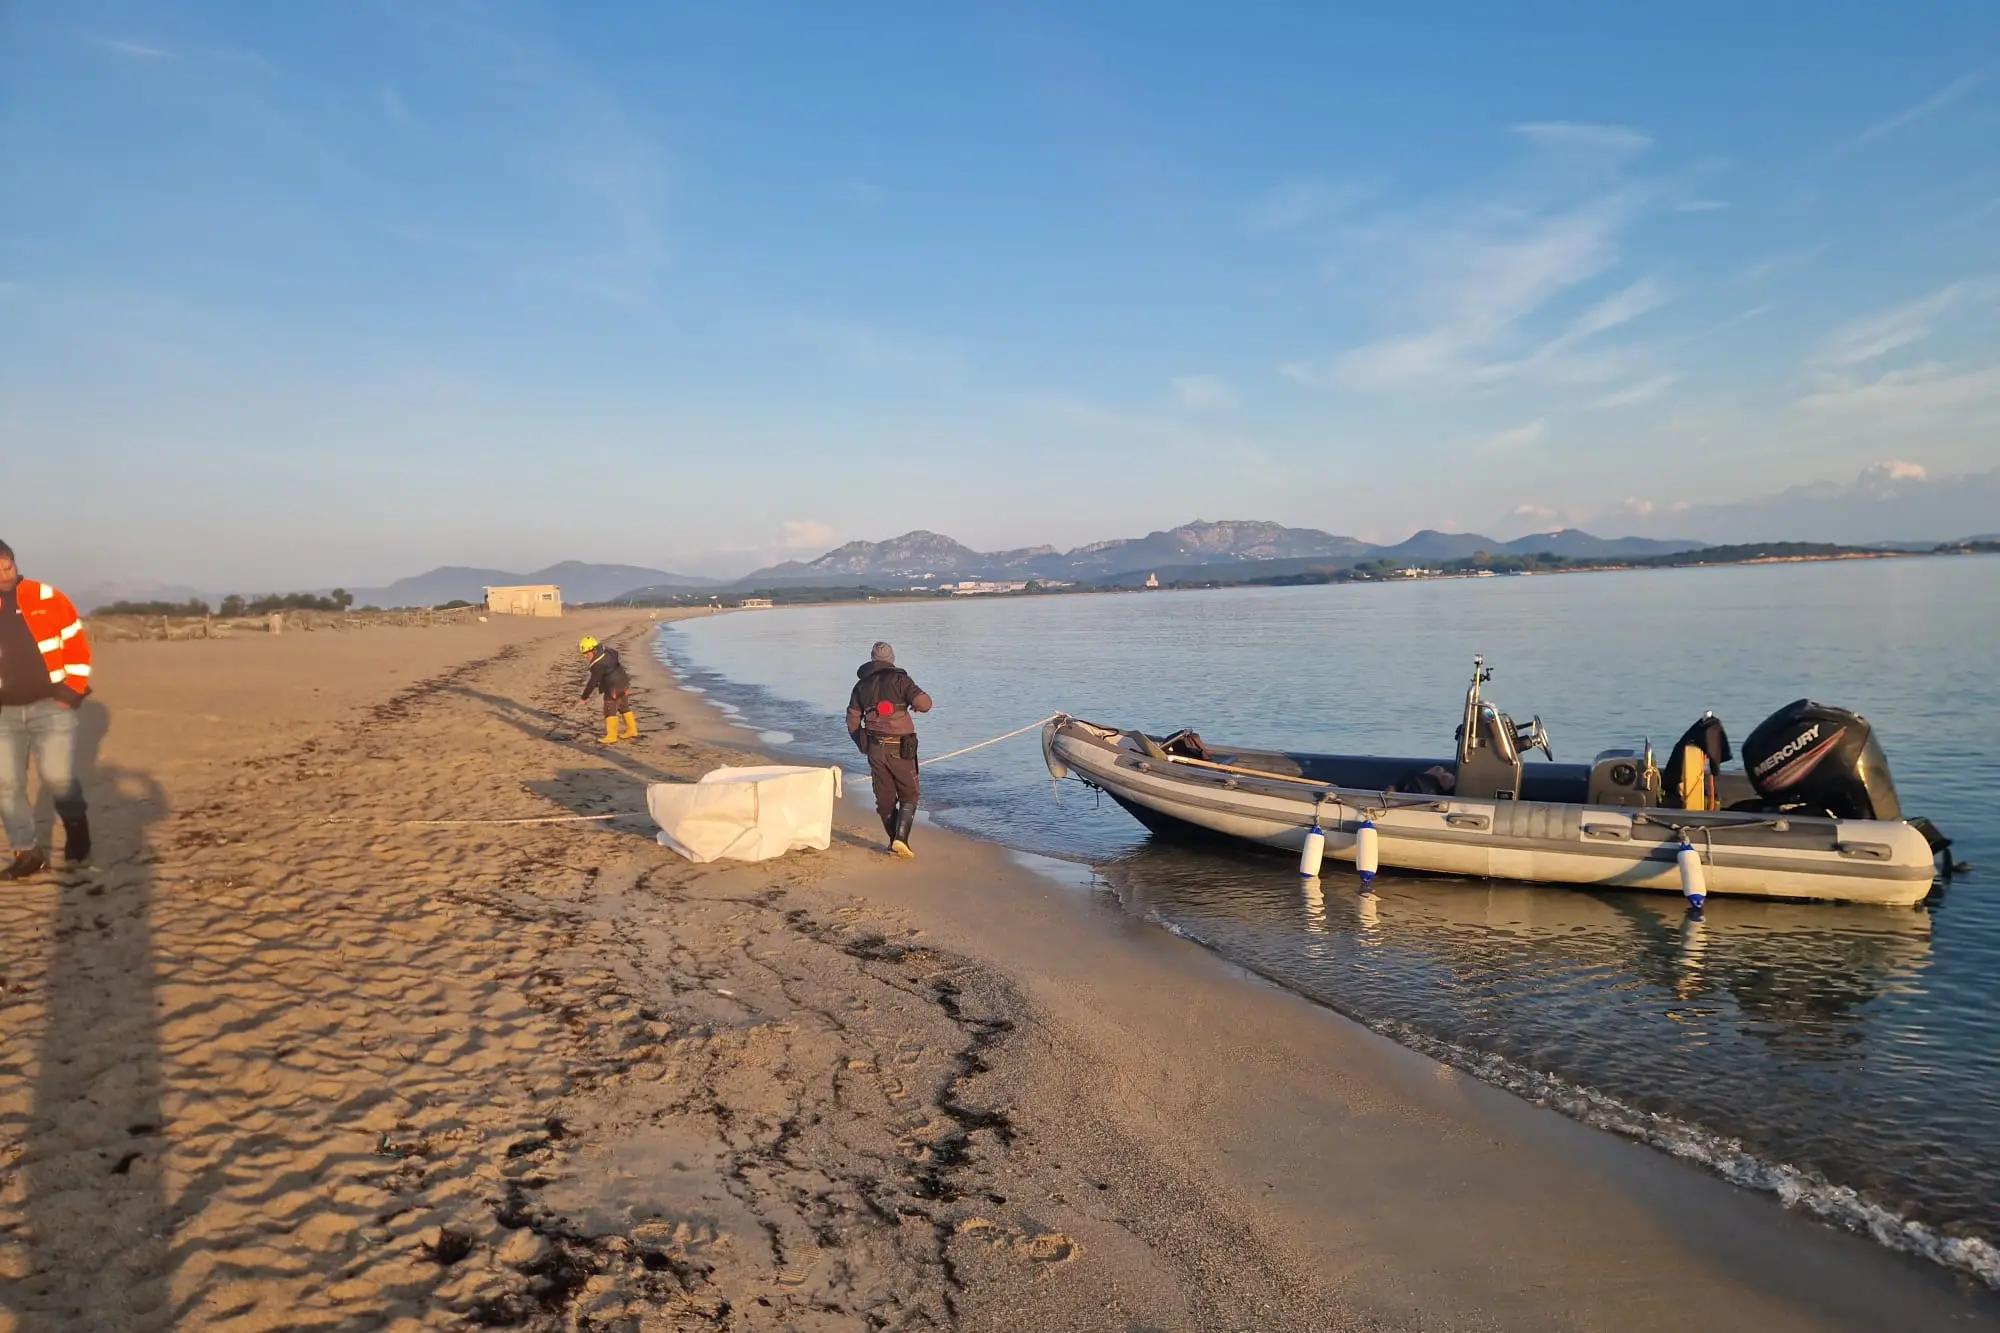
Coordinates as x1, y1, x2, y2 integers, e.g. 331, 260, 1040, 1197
1457, 705, 1524, 800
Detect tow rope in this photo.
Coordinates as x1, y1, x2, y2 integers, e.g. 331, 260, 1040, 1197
321, 713, 1062, 828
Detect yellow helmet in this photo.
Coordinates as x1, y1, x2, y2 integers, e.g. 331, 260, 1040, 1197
578, 636, 599, 654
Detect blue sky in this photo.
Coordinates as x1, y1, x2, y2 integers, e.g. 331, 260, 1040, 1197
3, 2, 1996, 587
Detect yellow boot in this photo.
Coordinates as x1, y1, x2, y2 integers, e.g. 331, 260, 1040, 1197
599, 715, 620, 745
621, 710, 640, 739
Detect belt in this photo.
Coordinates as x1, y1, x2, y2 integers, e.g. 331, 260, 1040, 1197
866, 731, 912, 743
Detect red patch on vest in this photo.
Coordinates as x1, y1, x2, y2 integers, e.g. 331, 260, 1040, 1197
876, 701, 894, 716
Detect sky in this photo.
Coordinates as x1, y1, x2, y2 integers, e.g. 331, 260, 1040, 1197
2, 2, 1997, 589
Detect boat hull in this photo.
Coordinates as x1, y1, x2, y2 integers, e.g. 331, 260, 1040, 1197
1047, 719, 1937, 907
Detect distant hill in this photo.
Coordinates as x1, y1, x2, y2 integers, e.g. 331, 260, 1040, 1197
67, 579, 213, 614
618, 520, 1706, 599
352, 562, 721, 609
725, 520, 1381, 590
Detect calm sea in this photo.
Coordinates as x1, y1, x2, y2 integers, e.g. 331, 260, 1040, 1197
656, 556, 2000, 1282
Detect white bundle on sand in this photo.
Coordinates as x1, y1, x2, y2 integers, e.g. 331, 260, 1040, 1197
647, 765, 844, 864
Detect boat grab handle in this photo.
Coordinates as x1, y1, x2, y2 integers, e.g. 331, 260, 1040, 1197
1582, 823, 1631, 840
1837, 841, 1893, 861
1445, 811, 1491, 830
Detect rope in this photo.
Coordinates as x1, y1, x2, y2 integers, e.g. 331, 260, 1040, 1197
923, 713, 1062, 766
324, 715, 1061, 829
324, 812, 638, 827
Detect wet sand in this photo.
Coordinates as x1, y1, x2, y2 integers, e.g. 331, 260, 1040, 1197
1, 612, 1993, 1331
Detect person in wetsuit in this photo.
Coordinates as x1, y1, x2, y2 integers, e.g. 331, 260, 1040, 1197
845, 641, 933, 858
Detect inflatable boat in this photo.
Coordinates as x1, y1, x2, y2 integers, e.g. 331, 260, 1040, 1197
1042, 657, 1953, 907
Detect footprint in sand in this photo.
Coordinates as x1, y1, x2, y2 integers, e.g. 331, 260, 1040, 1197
1020, 1232, 1077, 1264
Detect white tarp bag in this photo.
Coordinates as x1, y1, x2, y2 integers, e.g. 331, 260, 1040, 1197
647, 765, 844, 864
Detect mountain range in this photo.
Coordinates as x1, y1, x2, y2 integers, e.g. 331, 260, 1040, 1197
62, 462, 2000, 610
345, 561, 723, 609
613, 522, 1704, 599
64, 562, 721, 613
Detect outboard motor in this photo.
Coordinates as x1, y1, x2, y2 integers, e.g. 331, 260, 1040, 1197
1741, 699, 1901, 821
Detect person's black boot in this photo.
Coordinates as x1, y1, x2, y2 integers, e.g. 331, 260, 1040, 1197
890, 805, 916, 859
881, 805, 900, 845
2, 848, 47, 881
62, 815, 91, 865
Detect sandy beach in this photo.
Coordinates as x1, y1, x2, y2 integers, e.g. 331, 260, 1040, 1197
2, 613, 1995, 1332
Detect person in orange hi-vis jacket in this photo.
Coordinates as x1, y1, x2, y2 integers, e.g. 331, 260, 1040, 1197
0, 539, 92, 880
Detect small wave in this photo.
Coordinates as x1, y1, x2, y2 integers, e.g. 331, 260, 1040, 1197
680, 685, 707, 694
1105, 891, 2000, 1288
758, 730, 795, 746
1365, 1016, 2000, 1289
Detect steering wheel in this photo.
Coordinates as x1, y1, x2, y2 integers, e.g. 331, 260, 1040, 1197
1517, 715, 1556, 762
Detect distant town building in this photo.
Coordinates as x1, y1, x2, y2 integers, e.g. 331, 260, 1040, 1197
946, 579, 1069, 596
1144, 573, 1160, 589
485, 584, 563, 617
739, 597, 775, 609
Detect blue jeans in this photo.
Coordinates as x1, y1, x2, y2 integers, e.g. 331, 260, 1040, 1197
0, 698, 84, 853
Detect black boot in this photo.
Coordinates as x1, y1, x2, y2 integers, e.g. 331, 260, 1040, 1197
2, 848, 47, 881
881, 805, 900, 845
890, 805, 916, 859
62, 815, 91, 865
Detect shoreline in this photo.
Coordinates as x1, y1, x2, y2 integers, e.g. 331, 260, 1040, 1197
2, 615, 1993, 1330
657, 615, 2000, 1295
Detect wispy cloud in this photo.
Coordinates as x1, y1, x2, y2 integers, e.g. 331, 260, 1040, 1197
88, 35, 180, 61
1017, 395, 1177, 437
1743, 244, 1830, 285
1589, 372, 1680, 409
1480, 418, 1548, 454
1675, 199, 1729, 213
1841, 71, 1984, 153
1678, 304, 1773, 344
780, 520, 837, 551
1170, 374, 1238, 410
1812, 279, 1999, 367
1798, 362, 2000, 417
1243, 178, 1372, 233
1509, 122, 1653, 156
833, 179, 884, 205
1293, 188, 1653, 391
1483, 276, 1667, 384
1798, 279, 2000, 420
782, 316, 963, 382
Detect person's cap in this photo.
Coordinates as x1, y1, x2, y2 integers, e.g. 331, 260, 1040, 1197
579, 636, 599, 653
871, 641, 895, 664
0, 539, 13, 560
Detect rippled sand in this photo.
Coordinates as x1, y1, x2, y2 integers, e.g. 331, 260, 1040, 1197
2, 612, 1993, 1331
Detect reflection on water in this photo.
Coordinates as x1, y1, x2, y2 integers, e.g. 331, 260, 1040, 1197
1098, 841, 1983, 1232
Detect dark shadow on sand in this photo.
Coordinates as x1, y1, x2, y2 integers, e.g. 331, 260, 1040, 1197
16, 699, 172, 1330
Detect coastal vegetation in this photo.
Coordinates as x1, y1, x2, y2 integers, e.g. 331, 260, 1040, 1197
93, 590, 357, 617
